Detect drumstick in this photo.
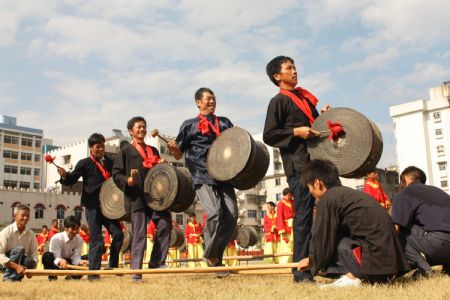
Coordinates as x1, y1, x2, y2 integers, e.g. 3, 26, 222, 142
151, 129, 169, 143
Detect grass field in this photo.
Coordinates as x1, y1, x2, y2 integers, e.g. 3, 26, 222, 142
0, 270, 449, 300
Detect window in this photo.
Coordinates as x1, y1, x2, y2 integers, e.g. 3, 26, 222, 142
20, 167, 32, 175
3, 150, 19, 159
438, 162, 447, 171
56, 205, 66, 219
62, 155, 71, 164
34, 203, 45, 219
19, 181, 30, 189
176, 213, 184, 226
34, 154, 41, 162
441, 180, 448, 189
74, 206, 83, 221
274, 162, 282, 172
34, 168, 40, 176
275, 193, 282, 201
433, 111, 441, 122
437, 145, 445, 157
21, 138, 33, 147
435, 129, 443, 138
35, 140, 41, 148
275, 178, 281, 186
247, 209, 257, 219
4, 135, 19, 144
21, 152, 32, 161
4, 180, 17, 188
33, 183, 40, 189
4, 165, 18, 174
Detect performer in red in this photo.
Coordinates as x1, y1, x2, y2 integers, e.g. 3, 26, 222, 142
36, 225, 49, 269
223, 239, 238, 266
48, 219, 59, 239
145, 220, 156, 263
185, 212, 207, 268
276, 188, 294, 264
363, 169, 391, 210
78, 224, 90, 257
264, 201, 279, 264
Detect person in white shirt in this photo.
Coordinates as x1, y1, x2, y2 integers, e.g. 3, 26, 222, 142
0, 204, 38, 282
42, 216, 88, 281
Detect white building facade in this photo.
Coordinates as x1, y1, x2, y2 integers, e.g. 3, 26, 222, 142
390, 82, 450, 193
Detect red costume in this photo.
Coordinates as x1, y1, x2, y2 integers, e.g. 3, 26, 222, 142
147, 220, 156, 241
363, 178, 391, 209
276, 196, 294, 237
36, 232, 49, 255
185, 221, 203, 244
48, 227, 59, 239
264, 211, 279, 243
78, 229, 90, 244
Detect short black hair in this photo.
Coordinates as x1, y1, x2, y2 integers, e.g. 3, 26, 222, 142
64, 215, 81, 229
194, 87, 214, 101
400, 166, 427, 184
282, 187, 291, 196
42, 225, 48, 230
267, 201, 276, 208
300, 159, 341, 189
88, 133, 105, 147
188, 212, 197, 217
266, 56, 295, 86
127, 116, 146, 131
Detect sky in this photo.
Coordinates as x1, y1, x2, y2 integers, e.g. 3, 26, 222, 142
1, 0, 449, 168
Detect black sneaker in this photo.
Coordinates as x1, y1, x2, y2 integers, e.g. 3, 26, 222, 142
88, 275, 101, 282
293, 270, 315, 283
48, 276, 58, 281
412, 268, 432, 280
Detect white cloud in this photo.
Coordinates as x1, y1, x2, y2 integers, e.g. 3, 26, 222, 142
0, 12, 18, 46
338, 47, 400, 72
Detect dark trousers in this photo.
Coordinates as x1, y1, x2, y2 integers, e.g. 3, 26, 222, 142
401, 225, 450, 272
148, 210, 172, 267
324, 238, 363, 279
287, 174, 314, 274
42, 252, 82, 279
85, 207, 124, 269
130, 208, 171, 272
195, 184, 238, 264
3, 246, 36, 281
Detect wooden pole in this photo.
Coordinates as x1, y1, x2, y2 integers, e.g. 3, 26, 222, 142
26, 263, 298, 277
164, 253, 293, 263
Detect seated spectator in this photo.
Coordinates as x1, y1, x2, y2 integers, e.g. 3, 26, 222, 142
297, 159, 410, 288
0, 204, 38, 282
42, 216, 88, 281
391, 166, 450, 278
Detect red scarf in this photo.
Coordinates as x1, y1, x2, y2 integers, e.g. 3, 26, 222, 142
197, 114, 221, 137
131, 141, 159, 169
90, 154, 111, 180
279, 87, 318, 125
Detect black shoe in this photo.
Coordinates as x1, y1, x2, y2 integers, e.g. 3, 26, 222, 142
442, 265, 450, 276
48, 276, 57, 281
293, 270, 315, 283
88, 275, 101, 282
412, 268, 432, 280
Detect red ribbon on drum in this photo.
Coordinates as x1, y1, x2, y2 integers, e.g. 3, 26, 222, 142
326, 120, 345, 141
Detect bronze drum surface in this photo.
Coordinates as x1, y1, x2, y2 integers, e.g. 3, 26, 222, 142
99, 178, 126, 220
206, 127, 270, 190
307, 107, 383, 178
169, 228, 185, 248
237, 226, 258, 248
144, 164, 195, 212
120, 222, 132, 252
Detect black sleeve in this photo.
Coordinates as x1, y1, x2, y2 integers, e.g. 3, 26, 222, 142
391, 192, 415, 229
60, 160, 84, 186
263, 96, 295, 149
176, 120, 191, 154
112, 148, 128, 191
309, 196, 340, 275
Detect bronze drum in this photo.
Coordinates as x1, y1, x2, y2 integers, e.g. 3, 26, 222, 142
169, 228, 185, 249
206, 127, 270, 190
236, 226, 258, 248
120, 222, 132, 252
307, 107, 383, 178
99, 178, 126, 220
144, 164, 195, 212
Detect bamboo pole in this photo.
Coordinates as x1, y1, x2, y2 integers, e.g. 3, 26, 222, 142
26, 263, 298, 277
165, 253, 293, 263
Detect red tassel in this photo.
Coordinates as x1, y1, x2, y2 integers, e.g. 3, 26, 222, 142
327, 120, 345, 141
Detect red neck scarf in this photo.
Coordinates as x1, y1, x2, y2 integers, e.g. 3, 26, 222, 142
279, 87, 318, 125
198, 114, 221, 137
131, 141, 159, 169
90, 154, 111, 180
